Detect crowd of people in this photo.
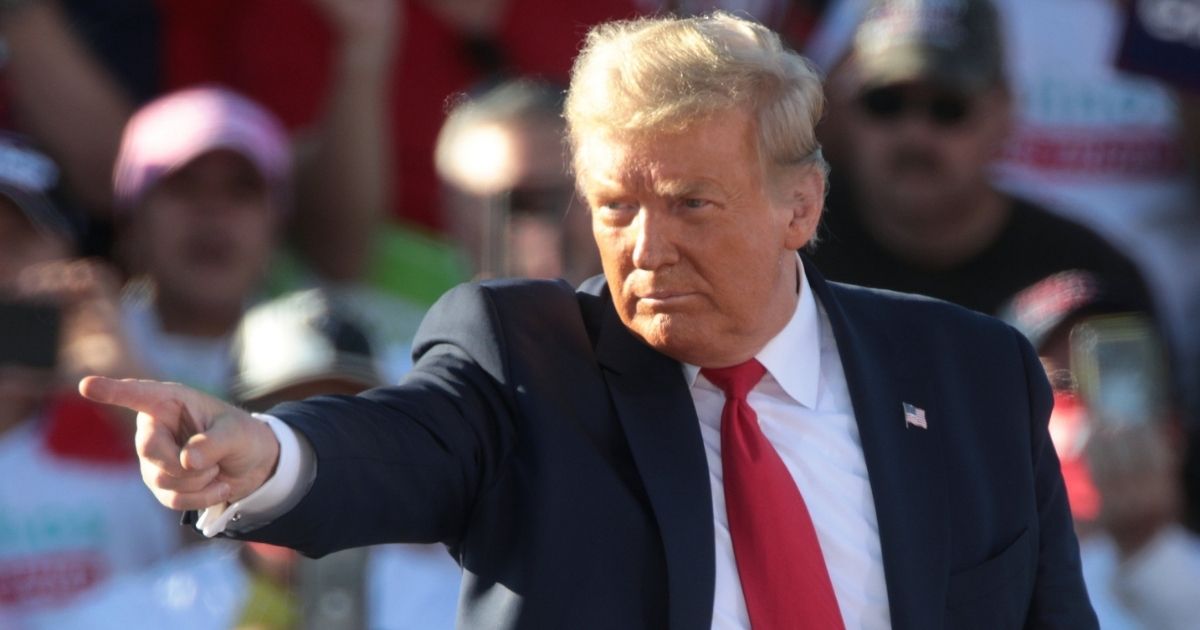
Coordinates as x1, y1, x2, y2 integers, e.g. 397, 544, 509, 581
0, 0, 1196, 628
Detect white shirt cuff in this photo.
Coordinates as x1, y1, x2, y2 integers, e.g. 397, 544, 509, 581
195, 413, 314, 537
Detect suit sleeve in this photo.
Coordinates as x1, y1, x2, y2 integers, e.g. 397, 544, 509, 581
1015, 329, 1100, 628
233, 283, 519, 558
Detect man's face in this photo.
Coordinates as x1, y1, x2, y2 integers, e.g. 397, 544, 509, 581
846, 81, 1009, 219
131, 149, 277, 311
444, 118, 599, 283
578, 107, 822, 367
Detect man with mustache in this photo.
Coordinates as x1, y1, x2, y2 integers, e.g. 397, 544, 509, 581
81, 10, 1096, 629
811, 0, 1150, 317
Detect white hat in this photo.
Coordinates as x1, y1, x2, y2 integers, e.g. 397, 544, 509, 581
231, 290, 382, 404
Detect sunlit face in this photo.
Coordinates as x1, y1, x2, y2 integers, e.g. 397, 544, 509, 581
578, 108, 823, 367
130, 150, 277, 313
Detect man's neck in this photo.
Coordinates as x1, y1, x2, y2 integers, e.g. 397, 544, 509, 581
858, 186, 1012, 270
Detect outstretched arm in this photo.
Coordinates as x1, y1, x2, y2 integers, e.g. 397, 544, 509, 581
82, 282, 523, 557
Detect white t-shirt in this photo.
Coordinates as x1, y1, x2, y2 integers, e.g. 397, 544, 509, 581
0, 416, 179, 621
122, 298, 234, 399
17, 541, 248, 630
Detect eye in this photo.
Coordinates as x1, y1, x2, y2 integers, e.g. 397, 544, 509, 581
679, 198, 712, 210
592, 199, 638, 225
595, 199, 638, 214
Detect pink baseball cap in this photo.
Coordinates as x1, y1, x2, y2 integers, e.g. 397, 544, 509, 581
113, 85, 290, 209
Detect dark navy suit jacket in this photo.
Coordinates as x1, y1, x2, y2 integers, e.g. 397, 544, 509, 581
239, 260, 1097, 629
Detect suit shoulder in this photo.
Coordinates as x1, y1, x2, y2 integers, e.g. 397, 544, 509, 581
425, 277, 603, 345
427, 277, 579, 317
471, 276, 607, 321
827, 280, 1018, 343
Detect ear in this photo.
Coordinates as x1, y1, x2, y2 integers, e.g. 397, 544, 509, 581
775, 164, 825, 250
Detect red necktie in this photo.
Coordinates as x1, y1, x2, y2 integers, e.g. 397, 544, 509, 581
702, 359, 845, 630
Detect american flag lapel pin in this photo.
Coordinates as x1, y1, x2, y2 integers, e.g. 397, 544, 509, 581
903, 402, 928, 430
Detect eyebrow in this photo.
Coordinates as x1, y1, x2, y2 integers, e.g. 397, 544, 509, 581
580, 162, 724, 200
650, 178, 720, 198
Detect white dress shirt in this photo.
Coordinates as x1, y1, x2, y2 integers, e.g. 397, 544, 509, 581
208, 264, 892, 629
685, 263, 890, 629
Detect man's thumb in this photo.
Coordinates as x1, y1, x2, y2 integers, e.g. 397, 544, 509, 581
179, 416, 243, 472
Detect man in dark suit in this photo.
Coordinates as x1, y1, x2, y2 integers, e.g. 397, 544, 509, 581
81, 11, 1097, 630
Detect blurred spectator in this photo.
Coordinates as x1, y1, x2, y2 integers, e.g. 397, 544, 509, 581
991, 0, 1200, 440
232, 289, 460, 630
156, 0, 643, 236
153, 0, 648, 308
112, 86, 289, 398
0, 135, 177, 624
1111, 0, 1200, 443
809, 0, 1154, 317
26, 291, 459, 629
0, 1, 135, 221
232, 290, 382, 410
1003, 270, 1200, 630
234, 291, 379, 629
1, 0, 391, 284
435, 79, 599, 284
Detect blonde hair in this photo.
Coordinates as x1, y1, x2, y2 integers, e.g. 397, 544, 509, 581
565, 12, 827, 178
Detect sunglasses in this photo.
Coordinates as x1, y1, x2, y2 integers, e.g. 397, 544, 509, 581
858, 86, 974, 127
505, 184, 576, 218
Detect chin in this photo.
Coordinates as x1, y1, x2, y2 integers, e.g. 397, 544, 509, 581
629, 314, 708, 363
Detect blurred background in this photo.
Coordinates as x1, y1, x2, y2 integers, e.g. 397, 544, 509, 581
0, 0, 1195, 628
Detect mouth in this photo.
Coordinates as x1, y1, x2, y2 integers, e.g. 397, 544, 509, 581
184, 235, 237, 267
636, 290, 698, 308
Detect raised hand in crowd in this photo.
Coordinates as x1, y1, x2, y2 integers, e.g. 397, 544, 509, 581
291, 0, 401, 282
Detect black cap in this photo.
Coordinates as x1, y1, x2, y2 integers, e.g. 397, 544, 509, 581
852, 0, 1005, 93
999, 270, 1150, 352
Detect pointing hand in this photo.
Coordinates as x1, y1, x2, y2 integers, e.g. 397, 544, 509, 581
79, 376, 279, 511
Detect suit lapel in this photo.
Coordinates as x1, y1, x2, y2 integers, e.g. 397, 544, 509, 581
586, 264, 951, 629
805, 259, 950, 630
594, 300, 715, 630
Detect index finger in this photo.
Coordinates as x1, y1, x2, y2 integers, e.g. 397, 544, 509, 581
79, 376, 186, 417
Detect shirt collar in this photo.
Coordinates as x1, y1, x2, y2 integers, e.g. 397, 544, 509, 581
682, 255, 821, 409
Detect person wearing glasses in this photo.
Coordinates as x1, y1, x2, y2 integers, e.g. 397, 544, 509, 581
809, 0, 1151, 318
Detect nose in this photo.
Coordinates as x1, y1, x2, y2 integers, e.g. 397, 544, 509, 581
630, 208, 678, 271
